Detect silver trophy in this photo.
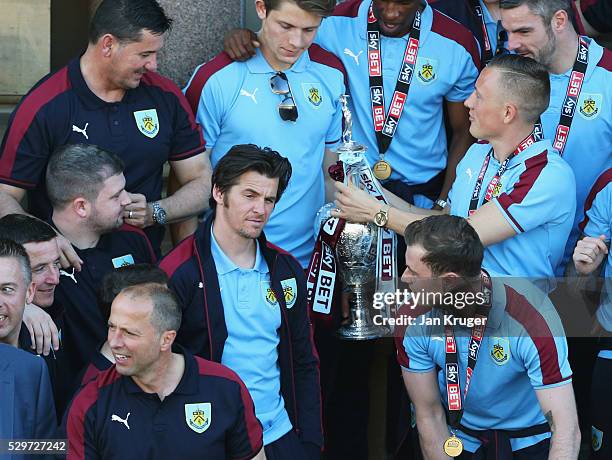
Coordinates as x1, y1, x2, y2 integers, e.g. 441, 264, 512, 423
315, 96, 388, 340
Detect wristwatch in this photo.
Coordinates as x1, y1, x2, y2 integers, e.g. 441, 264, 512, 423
150, 201, 167, 225
434, 198, 448, 209
373, 205, 389, 228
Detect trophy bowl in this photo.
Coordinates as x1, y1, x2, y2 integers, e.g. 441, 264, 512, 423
336, 220, 386, 340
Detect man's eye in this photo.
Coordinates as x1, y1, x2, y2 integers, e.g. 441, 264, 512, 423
1, 287, 14, 294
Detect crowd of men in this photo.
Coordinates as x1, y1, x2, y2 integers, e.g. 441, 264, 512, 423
0, 0, 610, 459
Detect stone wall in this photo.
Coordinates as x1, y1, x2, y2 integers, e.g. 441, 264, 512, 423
88, 0, 243, 87
157, 0, 243, 87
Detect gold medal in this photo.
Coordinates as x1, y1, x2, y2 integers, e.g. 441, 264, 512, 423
373, 159, 392, 180
443, 435, 464, 457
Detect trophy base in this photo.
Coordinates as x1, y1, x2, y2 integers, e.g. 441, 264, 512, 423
336, 322, 389, 341
336, 303, 389, 340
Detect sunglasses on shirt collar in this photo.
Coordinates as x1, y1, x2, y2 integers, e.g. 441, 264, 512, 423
269, 72, 299, 122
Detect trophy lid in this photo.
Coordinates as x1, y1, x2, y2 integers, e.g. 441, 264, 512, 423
337, 95, 367, 164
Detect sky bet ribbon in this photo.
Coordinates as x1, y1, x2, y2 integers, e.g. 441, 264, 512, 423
468, 128, 541, 216
367, 3, 422, 156
443, 271, 493, 457
536, 36, 590, 155
307, 213, 344, 317
469, 0, 494, 65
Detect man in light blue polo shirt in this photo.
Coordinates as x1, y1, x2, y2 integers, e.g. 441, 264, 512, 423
223, 0, 480, 209
500, 0, 612, 275
572, 168, 612, 458
314, 0, 479, 209
447, 54, 576, 280
397, 215, 580, 459
211, 229, 293, 445
184, 0, 344, 268
333, 54, 576, 281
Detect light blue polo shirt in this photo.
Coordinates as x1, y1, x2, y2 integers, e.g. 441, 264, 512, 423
579, 171, 612, 358
315, 0, 479, 188
401, 275, 572, 452
448, 139, 576, 280
211, 228, 292, 445
186, 47, 344, 268
540, 39, 612, 274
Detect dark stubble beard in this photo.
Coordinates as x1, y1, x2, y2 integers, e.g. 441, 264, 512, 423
536, 27, 558, 72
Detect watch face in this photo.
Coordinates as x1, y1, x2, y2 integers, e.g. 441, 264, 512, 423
157, 208, 167, 224
374, 211, 387, 227
153, 204, 167, 225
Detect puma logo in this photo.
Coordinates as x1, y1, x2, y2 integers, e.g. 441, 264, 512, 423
344, 48, 363, 65
60, 267, 77, 284
240, 88, 258, 104
431, 336, 444, 342
72, 122, 89, 140
111, 412, 130, 430
466, 168, 473, 181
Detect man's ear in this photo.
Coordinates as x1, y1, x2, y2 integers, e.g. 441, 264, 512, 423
440, 272, 464, 293
503, 101, 519, 126
212, 185, 225, 207
100, 34, 117, 57
550, 9, 570, 33
255, 0, 268, 21
25, 281, 36, 305
72, 197, 90, 219
159, 330, 176, 352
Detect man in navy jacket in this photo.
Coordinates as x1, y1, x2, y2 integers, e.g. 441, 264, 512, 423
160, 144, 322, 459
0, 344, 57, 460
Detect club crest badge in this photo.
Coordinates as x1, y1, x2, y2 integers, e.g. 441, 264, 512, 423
416, 57, 438, 85
302, 83, 323, 108
592, 426, 603, 452
185, 403, 211, 434
579, 93, 602, 120
262, 281, 279, 308
280, 278, 298, 309
112, 254, 135, 269
490, 337, 510, 365
133, 109, 159, 138
492, 182, 503, 197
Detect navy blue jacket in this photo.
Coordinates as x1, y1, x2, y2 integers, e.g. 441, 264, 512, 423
160, 213, 322, 448
0, 344, 57, 459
